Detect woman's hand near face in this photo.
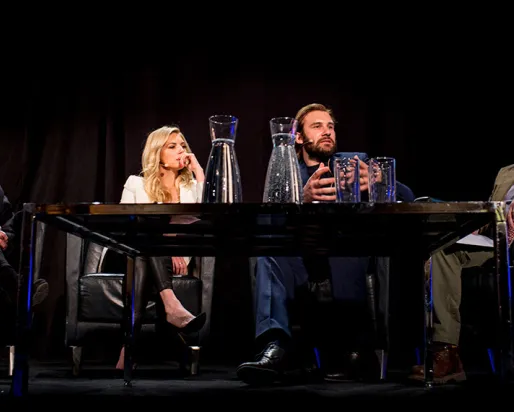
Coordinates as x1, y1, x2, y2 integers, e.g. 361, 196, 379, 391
179, 152, 204, 182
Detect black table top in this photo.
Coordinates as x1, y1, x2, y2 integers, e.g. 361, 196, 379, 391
24, 201, 501, 257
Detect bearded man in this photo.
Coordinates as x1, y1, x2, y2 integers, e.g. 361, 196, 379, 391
236, 103, 377, 385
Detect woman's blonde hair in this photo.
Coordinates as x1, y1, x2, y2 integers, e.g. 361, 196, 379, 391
141, 126, 194, 203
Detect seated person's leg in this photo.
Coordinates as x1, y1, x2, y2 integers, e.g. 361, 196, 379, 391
147, 256, 206, 332
237, 256, 308, 384
329, 257, 368, 303
318, 257, 371, 380
329, 257, 370, 348
0, 261, 17, 335
0, 250, 48, 310
115, 256, 206, 369
409, 245, 492, 384
1, 249, 49, 345
238, 255, 375, 385
254, 256, 306, 345
0, 250, 17, 308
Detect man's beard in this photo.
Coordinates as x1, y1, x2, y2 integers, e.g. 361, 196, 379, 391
304, 140, 336, 163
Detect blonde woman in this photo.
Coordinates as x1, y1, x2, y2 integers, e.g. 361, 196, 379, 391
116, 125, 206, 369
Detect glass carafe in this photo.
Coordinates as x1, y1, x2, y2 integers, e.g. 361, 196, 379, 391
202, 114, 242, 203
262, 117, 303, 203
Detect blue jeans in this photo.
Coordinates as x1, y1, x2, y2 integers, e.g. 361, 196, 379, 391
254, 256, 369, 339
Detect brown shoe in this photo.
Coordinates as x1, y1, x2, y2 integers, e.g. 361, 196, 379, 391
408, 343, 466, 384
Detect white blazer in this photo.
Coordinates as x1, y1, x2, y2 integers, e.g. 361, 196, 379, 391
120, 175, 203, 204
119, 175, 204, 266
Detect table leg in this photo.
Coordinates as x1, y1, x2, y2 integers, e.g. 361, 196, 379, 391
424, 255, 434, 388
123, 255, 136, 386
10, 205, 37, 397
492, 205, 513, 380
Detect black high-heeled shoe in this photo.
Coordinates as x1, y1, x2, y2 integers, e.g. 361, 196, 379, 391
173, 312, 207, 335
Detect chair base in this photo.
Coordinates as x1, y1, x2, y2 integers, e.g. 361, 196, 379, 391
70, 345, 83, 376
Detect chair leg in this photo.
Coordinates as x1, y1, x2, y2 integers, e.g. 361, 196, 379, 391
375, 349, 388, 380
189, 346, 200, 376
8, 346, 14, 376
175, 330, 201, 377
70, 346, 83, 376
178, 342, 201, 377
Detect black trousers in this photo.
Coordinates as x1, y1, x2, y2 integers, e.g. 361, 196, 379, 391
125, 256, 174, 327
148, 256, 175, 292
0, 250, 17, 307
126, 256, 187, 358
0, 250, 17, 340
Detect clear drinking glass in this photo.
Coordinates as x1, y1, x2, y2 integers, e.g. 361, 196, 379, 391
369, 156, 396, 203
334, 156, 360, 203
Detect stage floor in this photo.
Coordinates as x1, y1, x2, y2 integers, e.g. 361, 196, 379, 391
0, 360, 512, 405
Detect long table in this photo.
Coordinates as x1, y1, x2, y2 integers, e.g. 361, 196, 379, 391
10, 201, 512, 395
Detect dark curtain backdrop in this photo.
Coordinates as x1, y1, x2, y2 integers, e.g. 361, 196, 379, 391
1, 49, 512, 206
0, 42, 511, 361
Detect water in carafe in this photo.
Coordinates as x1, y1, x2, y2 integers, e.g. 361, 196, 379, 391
262, 117, 303, 203
202, 115, 242, 203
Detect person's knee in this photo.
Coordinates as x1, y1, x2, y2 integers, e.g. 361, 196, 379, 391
255, 256, 300, 299
255, 256, 287, 275
256, 256, 274, 266
0, 250, 11, 269
429, 250, 448, 272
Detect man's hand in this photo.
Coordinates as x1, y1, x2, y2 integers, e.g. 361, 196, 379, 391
171, 256, 188, 275
303, 163, 336, 203
0, 229, 7, 250
357, 156, 369, 192
368, 158, 385, 191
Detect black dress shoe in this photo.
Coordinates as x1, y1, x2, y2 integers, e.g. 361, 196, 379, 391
324, 351, 381, 382
324, 352, 360, 382
236, 343, 288, 385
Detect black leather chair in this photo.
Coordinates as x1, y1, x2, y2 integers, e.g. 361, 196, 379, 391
65, 234, 214, 375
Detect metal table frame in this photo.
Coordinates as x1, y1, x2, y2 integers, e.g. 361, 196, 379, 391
9, 201, 512, 396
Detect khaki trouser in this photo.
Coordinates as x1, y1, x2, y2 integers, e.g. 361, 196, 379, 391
430, 245, 493, 345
